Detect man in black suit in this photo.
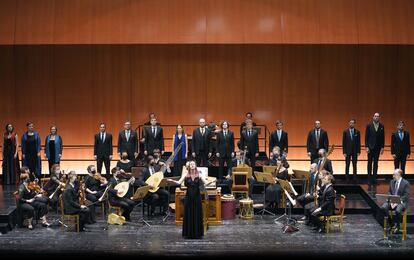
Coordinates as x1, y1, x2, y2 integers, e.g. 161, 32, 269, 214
270, 120, 288, 155
138, 156, 170, 216
391, 121, 411, 175
342, 119, 361, 182
239, 112, 256, 136
63, 171, 92, 232
381, 169, 410, 231
365, 113, 385, 184
94, 123, 113, 176
139, 113, 160, 160
239, 120, 259, 170
216, 121, 235, 181
310, 173, 335, 233
307, 120, 329, 163
297, 163, 318, 222
192, 118, 212, 167
313, 149, 333, 175
144, 118, 165, 156
118, 121, 139, 164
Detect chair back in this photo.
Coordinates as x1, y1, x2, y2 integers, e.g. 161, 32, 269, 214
232, 172, 248, 191
335, 194, 346, 216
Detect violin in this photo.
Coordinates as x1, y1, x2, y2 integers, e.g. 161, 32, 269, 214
27, 181, 42, 193
93, 172, 107, 184
79, 179, 86, 206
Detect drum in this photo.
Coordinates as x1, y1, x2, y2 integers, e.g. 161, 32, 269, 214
239, 199, 254, 220
221, 195, 236, 220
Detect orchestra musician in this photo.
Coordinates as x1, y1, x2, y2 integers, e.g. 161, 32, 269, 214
43, 164, 65, 210
314, 148, 333, 175
138, 156, 170, 216
84, 165, 108, 222
310, 172, 335, 233
381, 169, 410, 233
63, 171, 92, 231
18, 167, 50, 229
296, 163, 318, 223
107, 167, 137, 221
265, 147, 290, 209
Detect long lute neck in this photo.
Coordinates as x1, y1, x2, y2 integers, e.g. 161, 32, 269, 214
161, 142, 183, 173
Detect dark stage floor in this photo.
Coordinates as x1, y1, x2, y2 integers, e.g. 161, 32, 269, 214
0, 184, 413, 257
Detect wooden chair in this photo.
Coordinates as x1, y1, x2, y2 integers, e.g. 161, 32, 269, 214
319, 194, 346, 233
59, 195, 80, 232
231, 172, 249, 199
384, 208, 407, 241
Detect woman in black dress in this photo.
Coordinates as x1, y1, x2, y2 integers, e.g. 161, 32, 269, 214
116, 151, 134, 173
168, 160, 208, 239
21, 122, 42, 180
2, 124, 20, 185
265, 146, 290, 208
172, 125, 188, 176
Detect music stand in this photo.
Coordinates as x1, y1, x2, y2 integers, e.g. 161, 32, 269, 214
274, 179, 297, 228
132, 186, 152, 227
159, 176, 181, 222
254, 171, 276, 217
374, 194, 402, 248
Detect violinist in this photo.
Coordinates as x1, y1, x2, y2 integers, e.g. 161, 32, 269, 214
18, 167, 50, 229
84, 165, 107, 222
107, 167, 137, 221
63, 171, 92, 232
265, 146, 290, 209
44, 164, 65, 209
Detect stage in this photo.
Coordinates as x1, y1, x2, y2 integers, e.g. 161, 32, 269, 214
0, 180, 413, 257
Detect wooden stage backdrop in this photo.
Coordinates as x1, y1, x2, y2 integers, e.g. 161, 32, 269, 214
0, 44, 413, 174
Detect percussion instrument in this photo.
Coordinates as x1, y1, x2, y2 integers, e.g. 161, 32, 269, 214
239, 199, 254, 220
221, 195, 236, 220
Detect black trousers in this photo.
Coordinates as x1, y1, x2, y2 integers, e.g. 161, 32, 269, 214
345, 154, 358, 179
310, 153, 319, 164
110, 198, 135, 220
297, 194, 315, 216
155, 188, 170, 211
246, 152, 256, 171
195, 150, 209, 167
20, 200, 48, 219
367, 149, 381, 184
97, 156, 111, 176
394, 154, 407, 175
218, 154, 232, 180
86, 191, 104, 222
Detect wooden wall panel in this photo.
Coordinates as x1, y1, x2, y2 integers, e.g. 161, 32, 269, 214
205, 45, 244, 130
318, 45, 358, 145
242, 0, 283, 43
281, 0, 320, 43
14, 0, 55, 44
0, 0, 17, 44
206, 0, 244, 43
319, 0, 358, 44
53, 0, 93, 44
0, 46, 15, 123
168, 0, 207, 43
13, 46, 55, 139
54, 46, 94, 149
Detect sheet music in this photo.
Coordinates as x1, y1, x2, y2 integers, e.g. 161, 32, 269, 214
284, 189, 296, 206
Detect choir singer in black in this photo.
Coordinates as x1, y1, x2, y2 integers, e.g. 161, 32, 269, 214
307, 120, 329, 163
342, 119, 361, 182
365, 113, 385, 185
192, 118, 212, 167
391, 121, 411, 176
94, 123, 113, 177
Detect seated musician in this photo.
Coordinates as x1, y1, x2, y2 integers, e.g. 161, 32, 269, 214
314, 148, 333, 175
153, 148, 171, 175
84, 165, 108, 202
116, 151, 135, 173
18, 167, 50, 229
63, 171, 92, 231
296, 163, 318, 223
267, 146, 286, 166
44, 164, 65, 210
222, 150, 250, 194
138, 155, 170, 216
310, 172, 335, 233
381, 169, 410, 233
264, 149, 290, 209
107, 167, 136, 221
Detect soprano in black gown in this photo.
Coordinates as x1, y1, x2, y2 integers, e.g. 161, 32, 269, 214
183, 177, 204, 239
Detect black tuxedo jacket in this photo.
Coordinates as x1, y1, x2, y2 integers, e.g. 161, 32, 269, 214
391, 131, 411, 156
144, 126, 165, 153
365, 122, 385, 151
269, 130, 288, 153
192, 127, 211, 154
239, 129, 259, 155
216, 130, 235, 157
94, 132, 113, 158
307, 129, 329, 155
342, 128, 361, 155
118, 130, 139, 155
